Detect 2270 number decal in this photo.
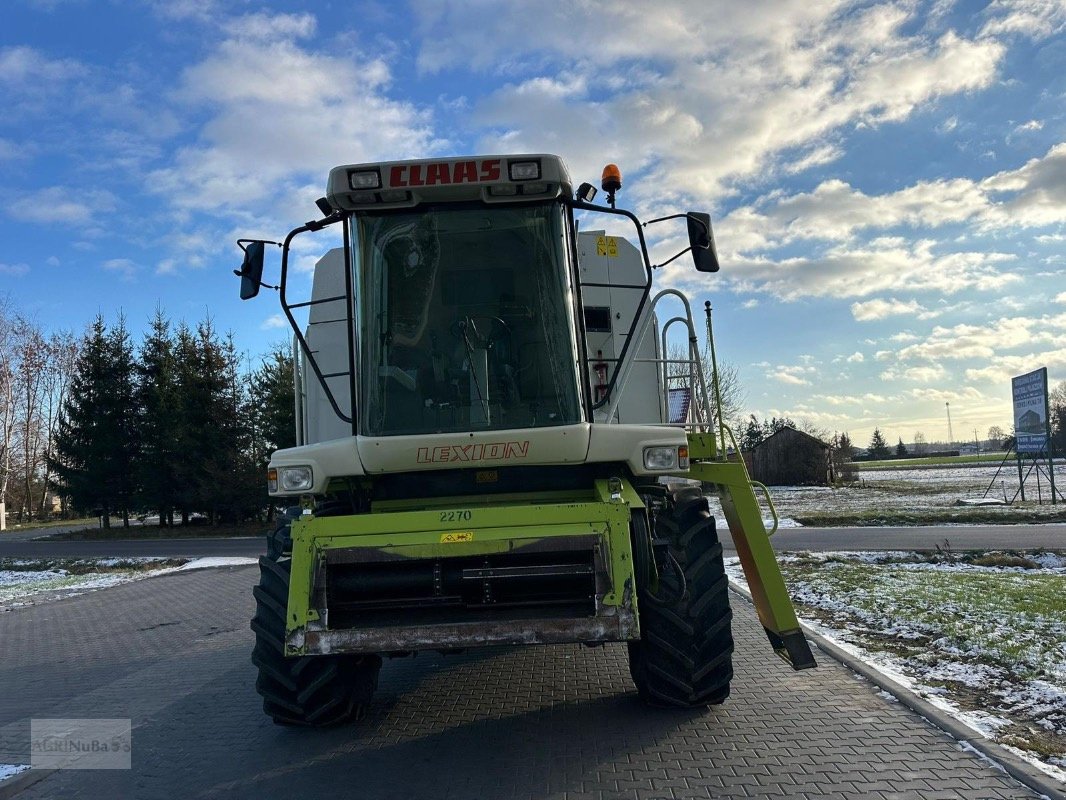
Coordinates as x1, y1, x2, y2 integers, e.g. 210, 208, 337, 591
439, 509, 472, 523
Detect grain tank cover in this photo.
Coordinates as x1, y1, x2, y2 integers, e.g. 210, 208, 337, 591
327, 154, 572, 211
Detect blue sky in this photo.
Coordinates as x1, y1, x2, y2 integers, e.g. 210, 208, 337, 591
2, 0, 1064, 446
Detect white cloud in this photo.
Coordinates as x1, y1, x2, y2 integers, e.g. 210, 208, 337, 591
5, 187, 116, 225
888, 331, 920, 343
846, 352, 865, 363
0, 46, 85, 84
980, 1, 1066, 39
710, 240, 1019, 302
1012, 119, 1043, 134
149, 13, 437, 216
420, 2, 1006, 203
767, 363, 817, 386
895, 314, 1066, 362
102, 258, 138, 280
741, 298, 759, 309
851, 298, 933, 321
0, 138, 30, 160
1055, 292, 1066, 304
881, 364, 947, 383
936, 115, 958, 134
0, 262, 29, 277
261, 314, 287, 330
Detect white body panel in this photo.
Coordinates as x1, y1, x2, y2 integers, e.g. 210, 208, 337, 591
357, 424, 592, 474
271, 421, 688, 495
300, 248, 352, 444
578, 231, 665, 425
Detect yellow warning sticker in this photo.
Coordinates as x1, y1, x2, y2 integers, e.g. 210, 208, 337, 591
596, 236, 618, 257
440, 531, 474, 543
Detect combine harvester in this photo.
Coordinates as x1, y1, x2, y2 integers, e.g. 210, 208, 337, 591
235, 154, 814, 725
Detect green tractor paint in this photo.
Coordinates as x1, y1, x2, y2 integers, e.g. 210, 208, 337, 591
239, 155, 814, 726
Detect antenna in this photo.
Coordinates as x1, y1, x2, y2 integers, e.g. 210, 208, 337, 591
945, 401, 954, 446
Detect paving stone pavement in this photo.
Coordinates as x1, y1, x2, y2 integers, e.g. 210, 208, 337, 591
0, 565, 1043, 800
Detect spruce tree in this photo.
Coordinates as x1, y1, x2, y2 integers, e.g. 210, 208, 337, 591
50, 316, 137, 527
251, 345, 296, 455
50, 318, 110, 523
135, 309, 179, 525
250, 345, 296, 520
103, 315, 138, 527
741, 414, 764, 451
868, 428, 890, 460
171, 322, 200, 524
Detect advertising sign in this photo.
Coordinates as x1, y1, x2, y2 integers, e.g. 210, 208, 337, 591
1012, 368, 1049, 454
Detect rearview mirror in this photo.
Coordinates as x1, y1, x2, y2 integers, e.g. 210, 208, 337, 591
237, 241, 266, 300
687, 212, 719, 273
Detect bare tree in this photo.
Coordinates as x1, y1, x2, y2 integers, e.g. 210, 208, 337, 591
986, 425, 1005, 451
0, 298, 17, 529
36, 331, 78, 516
16, 320, 48, 521
665, 344, 746, 432
912, 431, 927, 456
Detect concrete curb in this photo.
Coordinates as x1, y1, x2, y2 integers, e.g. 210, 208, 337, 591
728, 585, 1065, 800
0, 768, 53, 800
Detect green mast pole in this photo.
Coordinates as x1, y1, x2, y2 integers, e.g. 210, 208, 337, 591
704, 301, 727, 457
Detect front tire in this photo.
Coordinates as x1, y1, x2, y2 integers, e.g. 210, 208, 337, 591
251, 555, 380, 726
629, 488, 734, 707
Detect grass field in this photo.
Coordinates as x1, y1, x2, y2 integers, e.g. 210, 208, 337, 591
0, 558, 188, 610
755, 550, 1066, 780
858, 453, 1009, 470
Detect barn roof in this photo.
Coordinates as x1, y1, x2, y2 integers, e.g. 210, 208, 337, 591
753, 426, 831, 451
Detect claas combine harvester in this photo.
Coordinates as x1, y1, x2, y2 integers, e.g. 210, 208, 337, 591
234, 154, 815, 725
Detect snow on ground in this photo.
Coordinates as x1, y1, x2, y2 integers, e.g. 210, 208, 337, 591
729, 552, 1066, 785
0, 764, 29, 781
0, 557, 257, 611
707, 461, 1066, 523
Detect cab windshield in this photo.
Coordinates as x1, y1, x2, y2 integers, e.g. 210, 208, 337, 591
352, 202, 583, 436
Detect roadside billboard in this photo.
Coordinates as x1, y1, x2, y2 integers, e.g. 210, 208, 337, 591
1012, 368, 1050, 454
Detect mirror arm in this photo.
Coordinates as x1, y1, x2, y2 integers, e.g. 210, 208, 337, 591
643, 212, 691, 227
565, 197, 654, 411
237, 238, 281, 252
642, 212, 712, 269
230, 269, 279, 291
279, 213, 353, 425
652, 246, 694, 270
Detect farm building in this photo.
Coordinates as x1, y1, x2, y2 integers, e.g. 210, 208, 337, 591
749, 427, 834, 486
1016, 409, 1043, 434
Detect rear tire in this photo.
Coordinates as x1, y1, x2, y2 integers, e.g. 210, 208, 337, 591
251, 555, 380, 726
628, 488, 734, 707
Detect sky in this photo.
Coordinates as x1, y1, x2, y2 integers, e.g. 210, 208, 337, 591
1, 0, 1064, 447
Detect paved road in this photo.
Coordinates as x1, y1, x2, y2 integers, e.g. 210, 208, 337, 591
3, 524, 1064, 560
0, 565, 1042, 799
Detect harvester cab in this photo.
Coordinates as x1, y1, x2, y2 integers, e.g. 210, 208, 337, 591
236, 154, 814, 726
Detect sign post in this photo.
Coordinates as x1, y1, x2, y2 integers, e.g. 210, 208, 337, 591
1012, 368, 1057, 505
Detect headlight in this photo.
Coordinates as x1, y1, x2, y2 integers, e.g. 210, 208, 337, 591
278, 466, 313, 492
643, 446, 679, 471
642, 446, 689, 471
